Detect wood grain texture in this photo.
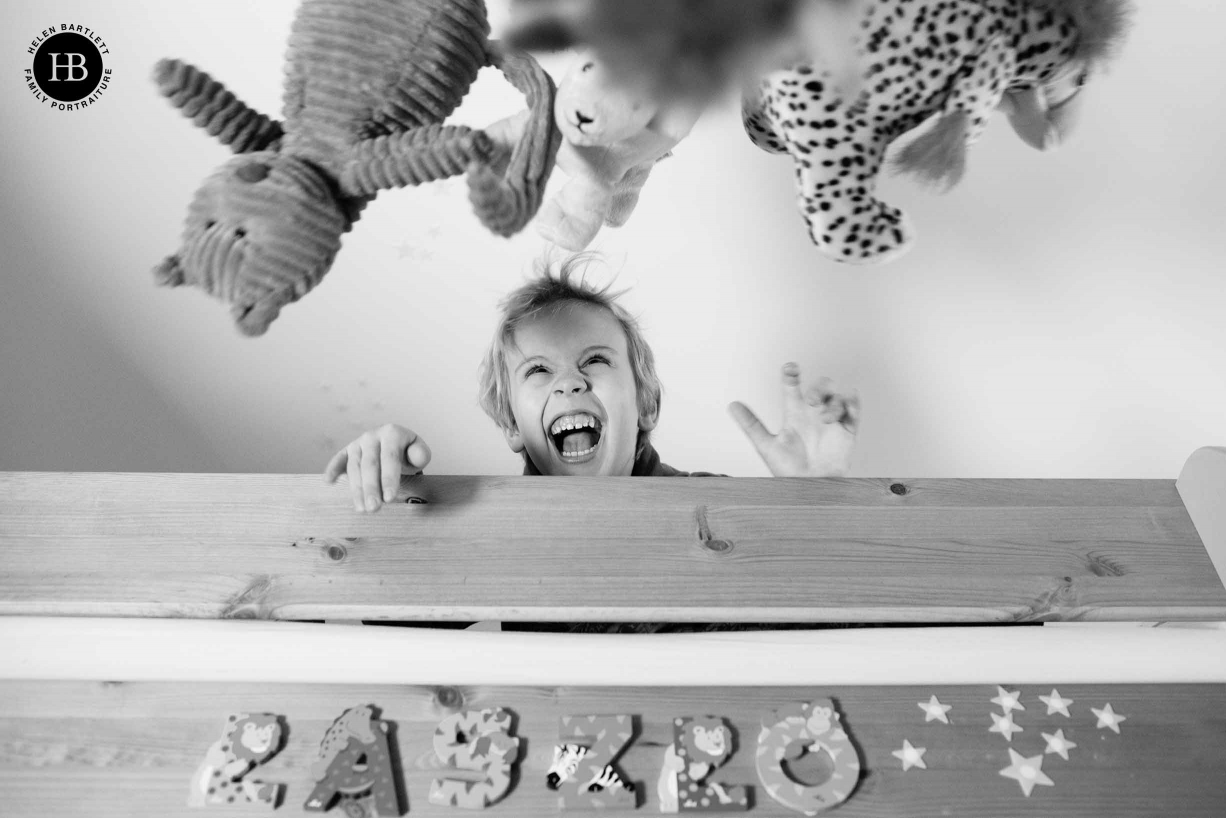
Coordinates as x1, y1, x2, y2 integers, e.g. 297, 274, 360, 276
1, 680, 1223, 817
2, 472, 1224, 622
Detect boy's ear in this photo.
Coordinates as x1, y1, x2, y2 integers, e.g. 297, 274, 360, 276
503, 424, 525, 454
638, 405, 660, 433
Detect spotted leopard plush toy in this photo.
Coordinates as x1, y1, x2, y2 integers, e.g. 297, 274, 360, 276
743, 0, 1132, 265
153, 0, 560, 335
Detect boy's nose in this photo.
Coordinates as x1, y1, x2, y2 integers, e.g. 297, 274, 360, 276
554, 371, 588, 394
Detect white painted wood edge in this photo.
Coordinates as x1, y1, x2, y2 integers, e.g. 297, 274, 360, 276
1177, 446, 1226, 592
3, 617, 1225, 685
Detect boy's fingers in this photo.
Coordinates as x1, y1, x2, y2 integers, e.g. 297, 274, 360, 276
728, 401, 773, 454
345, 443, 363, 512
359, 436, 383, 512
406, 437, 432, 472
380, 438, 402, 503
843, 390, 861, 431
781, 362, 805, 425
323, 448, 348, 483
804, 376, 836, 406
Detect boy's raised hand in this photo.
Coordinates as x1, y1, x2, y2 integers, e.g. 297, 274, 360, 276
729, 363, 859, 477
324, 424, 432, 512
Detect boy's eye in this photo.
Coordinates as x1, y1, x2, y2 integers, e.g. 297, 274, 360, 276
525, 365, 548, 377
583, 355, 609, 367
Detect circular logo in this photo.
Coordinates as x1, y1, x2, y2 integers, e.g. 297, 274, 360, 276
33, 33, 103, 101
24, 25, 112, 110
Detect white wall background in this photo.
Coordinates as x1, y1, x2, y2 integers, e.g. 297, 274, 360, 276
2, 0, 1222, 478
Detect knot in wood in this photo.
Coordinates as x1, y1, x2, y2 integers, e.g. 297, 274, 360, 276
889, 482, 908, 496
435, 686, 464, 710
703, 539, 733, 554
326, 544, 348, 562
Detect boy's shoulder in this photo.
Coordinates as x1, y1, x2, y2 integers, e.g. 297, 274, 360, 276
634, 444, 723, 478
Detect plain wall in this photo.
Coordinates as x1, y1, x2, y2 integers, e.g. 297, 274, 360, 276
2, 0, 1223, 478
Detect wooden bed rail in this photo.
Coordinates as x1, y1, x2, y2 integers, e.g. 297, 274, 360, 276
2, 447, 1224, 623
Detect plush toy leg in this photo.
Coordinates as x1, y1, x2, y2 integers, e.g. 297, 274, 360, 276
467, 41, 561, 237
153, 59, 283, 154
606, 161, 655, 227
535, 164, 614, 251
342, 125, 494, 196
894, 36, 1016, 189
742, 91, 789, 155
763, 87, 914, 265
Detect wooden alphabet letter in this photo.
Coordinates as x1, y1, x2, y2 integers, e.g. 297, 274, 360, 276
303, 705, 402, 817
547, 714, 637, 809
658, 716, 749, 812
428, 707, 521, 808
755, 701, 859, 815
188, 713, 285, 809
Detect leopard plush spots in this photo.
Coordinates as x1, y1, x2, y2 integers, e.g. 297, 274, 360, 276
744, 0, 1127, 264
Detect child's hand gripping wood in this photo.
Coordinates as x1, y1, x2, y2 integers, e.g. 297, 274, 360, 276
324, 424, 432, 513
729, 363, 859, 477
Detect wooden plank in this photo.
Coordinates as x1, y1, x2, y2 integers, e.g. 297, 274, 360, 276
1178, 446, 1226, 588
2, 472, 1223, 622
6, 618, 1226, 687
1, 680, 1223, 817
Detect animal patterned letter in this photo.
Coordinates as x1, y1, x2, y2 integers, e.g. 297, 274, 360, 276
188, 713, 285, 809
428, 707, 521, 808
548, 714, 637, 809
303, 705, 402, 817
658, 716, 749, 812
754, 701, 860, 815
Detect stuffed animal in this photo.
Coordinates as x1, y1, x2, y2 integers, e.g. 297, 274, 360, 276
505, 0, 865, 109
536, 52, 702, 250
742, 0, 1132, 265
153, 0, 560, 336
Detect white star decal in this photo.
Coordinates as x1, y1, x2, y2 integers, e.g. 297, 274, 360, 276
999, 748, 1054, 797
1041, 729, 1077, 760
1038, 688, 1073, 717
989, 711, 1023, 742
991, 685, 1025, 713
917, 695, 952, 724
891, 739, 927, 771
1091, 703, 1126, 733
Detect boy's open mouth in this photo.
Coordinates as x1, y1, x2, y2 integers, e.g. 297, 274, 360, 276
549, 412, 603, 459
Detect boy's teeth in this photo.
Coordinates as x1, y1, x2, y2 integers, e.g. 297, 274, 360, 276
550, 412, 598, 435
561, 445, 597, 458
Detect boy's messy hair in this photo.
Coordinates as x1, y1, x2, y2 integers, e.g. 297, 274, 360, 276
478, 252, 662, 456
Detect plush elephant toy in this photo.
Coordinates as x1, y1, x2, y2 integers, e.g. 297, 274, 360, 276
153, 0, 560, 336
536, 52, 702, 250
742, 0, 1132, 265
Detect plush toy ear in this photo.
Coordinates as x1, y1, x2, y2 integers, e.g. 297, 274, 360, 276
891, 110, 969, 191
153, 254, 185, 287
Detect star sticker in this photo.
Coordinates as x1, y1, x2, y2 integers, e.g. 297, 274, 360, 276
989, 711, 1023, 742
1039, 689, 1073, 717
991, 685, 1025, 713
891, 739, 927, 771
1041, 729, 1077, 760
999, 748, 1054, 797
1091, 703, 1126, 733
917, 695, 952, 724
